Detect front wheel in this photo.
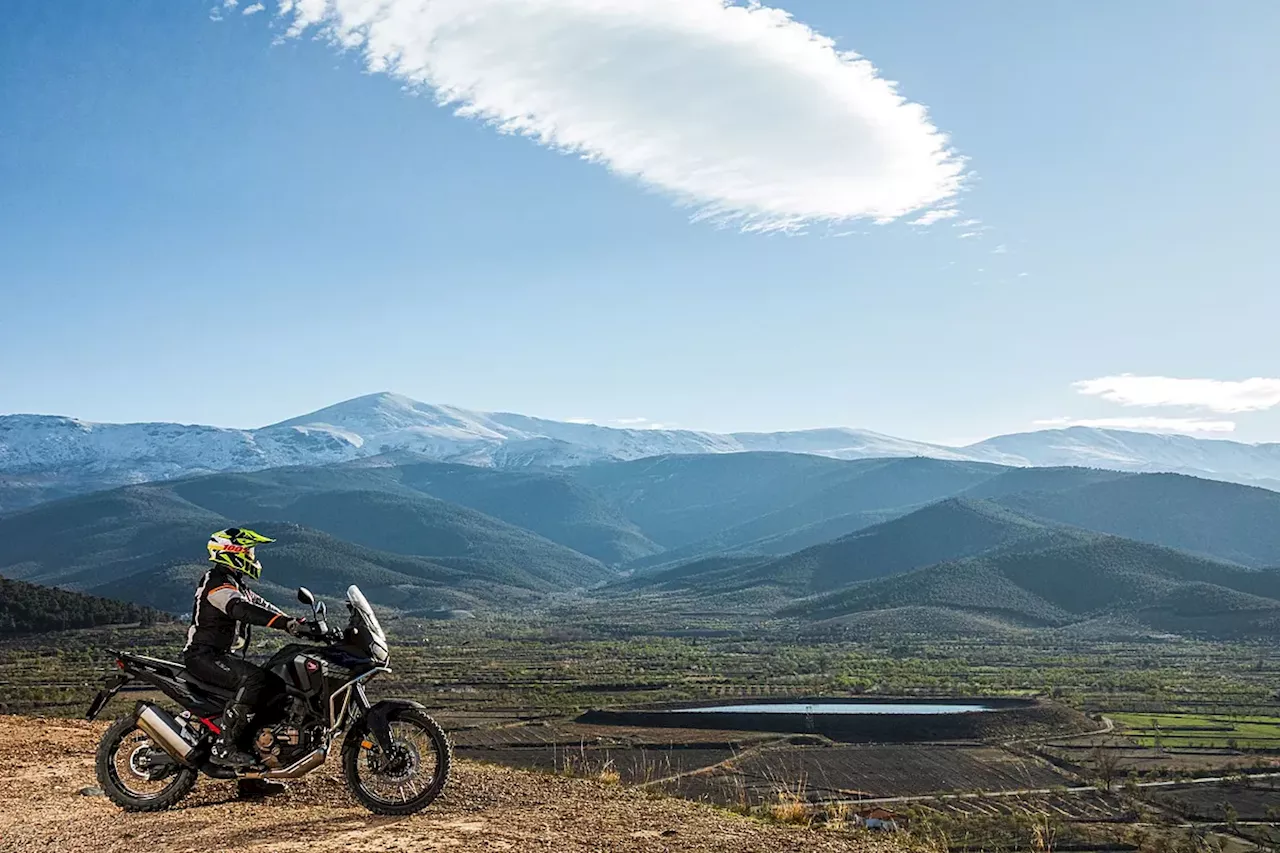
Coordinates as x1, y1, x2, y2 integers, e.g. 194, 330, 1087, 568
342, 707, 451, 815
95, 715, 197, 811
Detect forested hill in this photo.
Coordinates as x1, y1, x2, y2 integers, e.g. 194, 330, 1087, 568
0, 576, 171, 635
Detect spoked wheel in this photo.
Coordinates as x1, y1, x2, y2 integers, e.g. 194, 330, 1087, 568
342, 708, 451, 816
95, 715, 197, 811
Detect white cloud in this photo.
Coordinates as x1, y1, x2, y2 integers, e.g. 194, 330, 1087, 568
1073, 375, 1280, 414
910, 208, 959, 227
271, 0, 966, 232
957, 231, 980, 239
607, 417, 676, 429
1017, 272, 1029, 277
223, 0, 239, 7
564, 417, 596, 425
1034, 416, 1237, 434
954, 218, 981, 227
991, 244, 1007, 254
243, 2, 265, 14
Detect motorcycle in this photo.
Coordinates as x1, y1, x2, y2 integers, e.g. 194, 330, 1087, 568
85, 584, 451, 815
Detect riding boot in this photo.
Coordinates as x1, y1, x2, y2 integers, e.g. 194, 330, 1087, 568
210, 702, 258, 768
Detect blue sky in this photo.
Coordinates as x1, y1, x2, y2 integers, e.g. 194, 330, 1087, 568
1, 0, 1277, 444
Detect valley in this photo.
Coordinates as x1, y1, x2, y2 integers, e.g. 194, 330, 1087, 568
4, 441, 1280, 850
3, 611, 1278, 851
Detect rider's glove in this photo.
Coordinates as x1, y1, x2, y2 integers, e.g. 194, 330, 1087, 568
284, 618, 307, 637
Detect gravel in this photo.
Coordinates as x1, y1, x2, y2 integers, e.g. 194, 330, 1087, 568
0, 715, 908, 853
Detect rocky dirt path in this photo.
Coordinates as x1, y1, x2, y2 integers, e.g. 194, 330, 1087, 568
0, 715, 907, 853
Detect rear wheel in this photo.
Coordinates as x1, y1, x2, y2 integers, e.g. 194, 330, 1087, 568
95, 714, 197, 812
342, 707, 451, 815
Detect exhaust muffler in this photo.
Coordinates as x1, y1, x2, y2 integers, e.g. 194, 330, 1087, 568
134, 702, 195, 764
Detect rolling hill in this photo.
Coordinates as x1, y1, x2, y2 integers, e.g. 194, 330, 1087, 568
358, 457, 662, 564
0, 468, 615, 614
785, 532, 1280, 636
0, 576, 172, 635
622, 499, 1058, 600
609, 458, 1280, 575
86, 523, 533, 616
990, 472, 1280, 567
576, 453, 1005, 552
166, 458, 656, 567
7, 433, 1280, 639
170, 478, 609, 589
722, 499, 1058, 595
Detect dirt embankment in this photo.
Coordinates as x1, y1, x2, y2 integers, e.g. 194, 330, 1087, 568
0, 715, 907, 853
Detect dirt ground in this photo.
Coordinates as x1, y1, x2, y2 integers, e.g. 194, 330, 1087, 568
0, 715, 908, 853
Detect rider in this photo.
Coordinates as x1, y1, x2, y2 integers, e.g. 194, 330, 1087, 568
182, 528, 307, 782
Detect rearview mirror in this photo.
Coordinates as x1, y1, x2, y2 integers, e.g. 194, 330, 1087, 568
297, 587, 315, 607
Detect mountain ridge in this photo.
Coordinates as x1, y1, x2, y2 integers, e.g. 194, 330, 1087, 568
782, 531, 1280, 636
5, 391, 1280, 513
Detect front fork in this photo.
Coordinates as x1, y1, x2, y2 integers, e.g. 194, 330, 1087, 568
347, 683, 396, 756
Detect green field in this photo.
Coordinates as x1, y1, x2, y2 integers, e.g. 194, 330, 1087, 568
1111, 711, 1280, 749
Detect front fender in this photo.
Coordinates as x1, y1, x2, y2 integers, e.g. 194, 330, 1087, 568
359, 699, 427, 754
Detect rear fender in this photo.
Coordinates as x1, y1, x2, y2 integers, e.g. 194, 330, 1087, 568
360, 699, 426, 754
85, 673, 132, 721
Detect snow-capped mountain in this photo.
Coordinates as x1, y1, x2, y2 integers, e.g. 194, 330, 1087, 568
2, 392, 1279, 513
966, 427, 1280, 490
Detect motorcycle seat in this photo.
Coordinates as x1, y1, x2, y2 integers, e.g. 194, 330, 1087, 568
178, 671, 234, 697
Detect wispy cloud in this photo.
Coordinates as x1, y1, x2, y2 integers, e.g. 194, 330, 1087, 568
563, 415, 673, 429
954, 218, 981, 227
991, 244, 1007, 254
243, 2, 265, 14
611, 417, 675, 429
957, 231, 980, 239
1073, 375, 1280, 414
910, 208, 959, 227
271, 0, 965, 232
1034, 416, 1237, 435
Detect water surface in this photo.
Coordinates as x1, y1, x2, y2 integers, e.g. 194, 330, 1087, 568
669, 702, 994, 715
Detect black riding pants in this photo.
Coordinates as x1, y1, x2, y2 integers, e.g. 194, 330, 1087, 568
183, 647, 276, 708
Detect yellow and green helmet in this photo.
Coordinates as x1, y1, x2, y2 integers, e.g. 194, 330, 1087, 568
207, 527, 274, 580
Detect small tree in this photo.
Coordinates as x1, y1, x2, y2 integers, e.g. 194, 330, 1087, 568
1091, 745, 1123, 791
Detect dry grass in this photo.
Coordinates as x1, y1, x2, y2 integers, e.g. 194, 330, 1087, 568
820, 802, 853, 831
763, 776, 813, 827
598, 759, 621, 785
767, 794, 811, 827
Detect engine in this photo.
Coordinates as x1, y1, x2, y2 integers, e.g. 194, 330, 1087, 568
253, 723, 304, 768
252, 698, 325, 768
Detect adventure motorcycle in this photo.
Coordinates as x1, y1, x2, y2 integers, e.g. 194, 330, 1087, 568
86, 584, 451, 815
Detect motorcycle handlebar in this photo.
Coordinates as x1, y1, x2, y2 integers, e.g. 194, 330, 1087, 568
302, 620, 343, 642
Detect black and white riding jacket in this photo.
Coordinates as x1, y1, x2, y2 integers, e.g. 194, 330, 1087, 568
182, 565, 288, 655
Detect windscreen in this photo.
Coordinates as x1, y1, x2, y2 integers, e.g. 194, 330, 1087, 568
346, 585, 389, 665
